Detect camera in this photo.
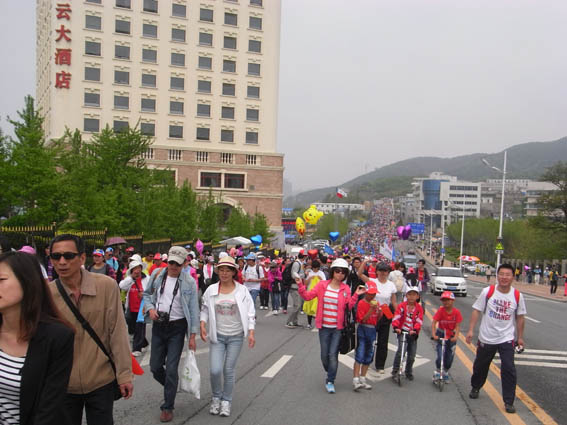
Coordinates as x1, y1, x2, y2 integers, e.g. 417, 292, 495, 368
156, 311, 170, 324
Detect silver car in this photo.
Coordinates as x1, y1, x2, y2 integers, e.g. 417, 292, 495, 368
431, 267, 468, 296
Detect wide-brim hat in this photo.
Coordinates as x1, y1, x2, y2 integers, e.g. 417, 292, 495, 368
128, 260, 143, 274
217, 256, 238, 270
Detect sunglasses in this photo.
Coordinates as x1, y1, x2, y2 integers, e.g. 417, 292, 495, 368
168, 260, 182, 266
50, 252, 80, 261
334, 268, 348, 275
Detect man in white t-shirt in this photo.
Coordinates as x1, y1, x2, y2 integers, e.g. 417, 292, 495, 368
243, 253, 264, 305
466, 263, 526, 414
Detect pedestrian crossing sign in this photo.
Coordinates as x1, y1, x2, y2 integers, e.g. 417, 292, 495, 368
495, 242, 504, 251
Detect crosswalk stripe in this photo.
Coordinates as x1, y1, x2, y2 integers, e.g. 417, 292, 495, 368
523, 349, 567, 355
495, 360, 567, 369
496, 354, 567, 361
261, 355, 293, 378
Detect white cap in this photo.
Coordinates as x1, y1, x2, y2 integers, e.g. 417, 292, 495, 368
330, 258, 349, 269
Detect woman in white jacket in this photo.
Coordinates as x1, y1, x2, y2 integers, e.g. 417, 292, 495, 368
200, 255, 255, 417
119, 260, 149, 356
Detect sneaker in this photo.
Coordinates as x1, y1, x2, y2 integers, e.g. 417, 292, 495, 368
406, 374, 414, 381
469, 388, 480, 399
442, 372, 450, 383
505, 403, 516, 414
132, 351, 142, 357
209, 397, 221, 415
325, 382, 336, 394
391, 369, 398, 376
300, 311, 305, 315
219, 401, 231, 417
353, 377, 363, 391
359, 376, 372, 390
160, 409, 173, 422
285, 322, 299, 328
303, 324, 312, 330
283, 309, 288, 314
377, 369, 385, 374
433, 370, 441, 381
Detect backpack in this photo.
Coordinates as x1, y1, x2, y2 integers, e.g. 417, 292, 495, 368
244, 264, 261, 278
484, 285, 520, 313
281, 261, 297, 287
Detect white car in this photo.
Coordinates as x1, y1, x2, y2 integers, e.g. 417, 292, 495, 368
431, 267, 468, 296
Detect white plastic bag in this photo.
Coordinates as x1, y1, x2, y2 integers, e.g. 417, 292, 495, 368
180, 349, 201, 399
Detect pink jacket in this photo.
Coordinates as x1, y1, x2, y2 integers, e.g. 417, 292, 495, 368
267, 269, 282, 291
298, 280, 357, 329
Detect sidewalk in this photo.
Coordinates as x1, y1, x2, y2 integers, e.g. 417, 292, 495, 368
416, 250, 567, 303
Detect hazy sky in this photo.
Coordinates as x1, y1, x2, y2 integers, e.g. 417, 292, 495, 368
2, 1, 567, 194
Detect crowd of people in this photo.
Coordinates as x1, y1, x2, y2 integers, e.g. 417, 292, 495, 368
0, 208, 530, 423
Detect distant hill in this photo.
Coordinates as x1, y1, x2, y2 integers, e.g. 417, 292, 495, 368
285, 136, 567, 208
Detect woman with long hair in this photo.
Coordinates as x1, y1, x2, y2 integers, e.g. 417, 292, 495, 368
0, 251, 74, 425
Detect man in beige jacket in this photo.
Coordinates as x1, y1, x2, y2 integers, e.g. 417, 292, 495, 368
49, 234, 133, 425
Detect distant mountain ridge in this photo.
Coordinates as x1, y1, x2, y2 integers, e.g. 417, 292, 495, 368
285, 136, 567, 207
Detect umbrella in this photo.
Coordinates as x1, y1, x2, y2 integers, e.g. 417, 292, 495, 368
218, 236, 252, 246
459, 255, 480, 262
105, 236, 127, 246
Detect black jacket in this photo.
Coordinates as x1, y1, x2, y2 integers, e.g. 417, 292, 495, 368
20, 320, 74, 425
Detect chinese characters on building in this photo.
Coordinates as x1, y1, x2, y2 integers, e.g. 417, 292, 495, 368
54, 3, 72, 89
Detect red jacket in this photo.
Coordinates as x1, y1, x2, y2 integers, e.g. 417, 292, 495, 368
298, 280, 358, 329
392, 301, 424, 333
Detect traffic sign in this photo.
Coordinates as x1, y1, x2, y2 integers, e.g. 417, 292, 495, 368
408, 223, 425, 235
495, 242, 504, 251
495, 249, 504, 255
441, 248, 445, 254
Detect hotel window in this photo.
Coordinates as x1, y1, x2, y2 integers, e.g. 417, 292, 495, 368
223, 60, 236, 73
114, 70, 130, 84
246, 131, 258, 144
143, 23, 157, 38
198, 56, 212, 70
85, 15, 101, 30
249, 16, 262, 30
172, 28, 186, 42
116, 0, 131, 8
246, 108, 259, 121
250, 0, 263, 6
143, 0, 158, 13
170, 100, 184, 114
224, 36, 237, 50
114, 94, 129, 110
221, 153, 234, 164
142, 48, 157, 62
172, 3, 186, 17
222, 83, 235, 96
84, 92, 100, 107
85, 67, 101, 81
248, 63, 260, 76
221, 129, 234, 142
113, 120, 129, 132
171, 52, 185, 66
199, 32, 213, 46
200, 8, 213, 22
248, 40, 261, 53
247, 85, 260, 98
201, 172, 221, 188
225, 173, 244, 189
85, 41, 101, 56
197, 104, 211, 117
141, 73, 156, 87
169, 125, 183, 138
196, 151, 209, 162
221, 106, 235, 119
170, 76, 185, 90
86, 0, 102, 3
246, 154, 257, 165
168, 149, 182, 161
225, 13, 237, 26
115, 44, 130, 59
115, 19, 130, 35
84, 118, 100, 132
141, 97, 156, 112
197, 80, 211, 93
140, 122, 155, 136
196, 127, 210, 140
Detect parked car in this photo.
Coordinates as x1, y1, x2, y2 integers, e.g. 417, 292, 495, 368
431, 267, 468, 296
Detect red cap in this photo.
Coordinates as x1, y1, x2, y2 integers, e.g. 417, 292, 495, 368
154, 253, 162, 260
366, 285, 378, 295
441, 291, 455, 300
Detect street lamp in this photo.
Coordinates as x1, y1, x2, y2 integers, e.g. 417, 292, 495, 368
481, 151, 507, 270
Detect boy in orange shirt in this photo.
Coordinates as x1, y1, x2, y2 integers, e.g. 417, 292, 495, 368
431, 291, 463, 382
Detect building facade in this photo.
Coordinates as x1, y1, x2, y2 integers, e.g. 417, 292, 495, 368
36, 0, 283, 229
312, 202, 365, 214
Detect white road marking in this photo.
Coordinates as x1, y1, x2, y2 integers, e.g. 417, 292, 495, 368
495, 360, 567, 368
497, 354, 567, 361
525, 316, 541, 323
524, 349, 567, 355
139, 347, 209, 367
261, 355, 293, 378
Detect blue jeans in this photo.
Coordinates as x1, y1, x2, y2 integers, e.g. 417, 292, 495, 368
280, 287, 290, 310
209, 333, 244, 402
150, 319, 187, 411
249, 289, 260, 305
392, 333, 418, 376
435, 329, 456, 371
355, 325, 376, 365
271, 292, 280, 310
318, 327, 342, 384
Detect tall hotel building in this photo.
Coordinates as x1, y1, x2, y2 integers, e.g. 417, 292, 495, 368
36, 0, 283, 231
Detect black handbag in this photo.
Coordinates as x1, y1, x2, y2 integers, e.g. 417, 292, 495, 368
56, 279, 123, 400
339, 308, 356, 355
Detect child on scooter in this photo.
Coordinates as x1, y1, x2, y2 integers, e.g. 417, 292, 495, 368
431, 291, 463, 382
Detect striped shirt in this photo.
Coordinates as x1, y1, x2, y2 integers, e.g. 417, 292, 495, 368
322, 286, 340, 328
0, 350, 25, 424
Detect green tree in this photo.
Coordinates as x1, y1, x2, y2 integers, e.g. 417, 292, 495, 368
3, 96, 65, 225
251, 213, 274, 242
312, 213, 349, 241
225, 207, 252, 238
534, 161, 567, 232
198, 192, 222, 242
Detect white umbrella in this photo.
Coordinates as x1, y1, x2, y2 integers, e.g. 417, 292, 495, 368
219, 236, 252, 246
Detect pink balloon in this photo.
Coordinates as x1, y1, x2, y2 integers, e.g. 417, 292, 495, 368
396, 226, 404, 238
195, 239, 204, 254
229, 247, 237, 257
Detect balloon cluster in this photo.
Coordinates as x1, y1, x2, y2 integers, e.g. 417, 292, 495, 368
295, 205, 324, 237
396, 225, 412, 240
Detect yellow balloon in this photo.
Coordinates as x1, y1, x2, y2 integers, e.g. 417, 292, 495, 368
274, 249, 279, 256
295, 217, 305, 235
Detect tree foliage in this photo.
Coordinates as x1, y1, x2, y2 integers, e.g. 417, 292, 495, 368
534, 161, 567, 232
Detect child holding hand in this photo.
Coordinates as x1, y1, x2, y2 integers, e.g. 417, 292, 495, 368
431, 291, 463, 382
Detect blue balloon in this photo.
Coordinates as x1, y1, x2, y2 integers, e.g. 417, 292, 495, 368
250, 234, 263, 246
329, 231, 340, 242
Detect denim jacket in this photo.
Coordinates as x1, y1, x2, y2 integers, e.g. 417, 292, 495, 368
142, 268, 200, 335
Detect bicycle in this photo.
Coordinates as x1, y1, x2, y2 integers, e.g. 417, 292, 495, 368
393, 330, 409, 387
432, 330, 448, 392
